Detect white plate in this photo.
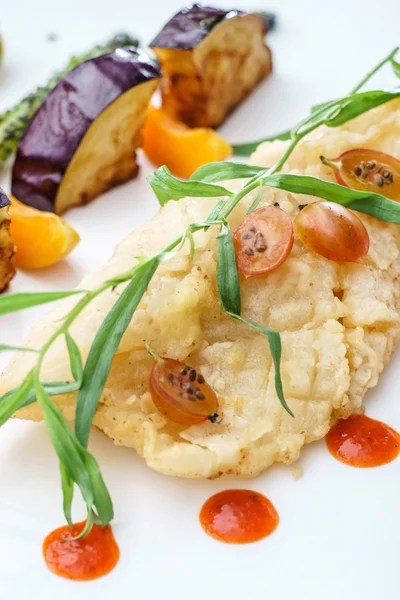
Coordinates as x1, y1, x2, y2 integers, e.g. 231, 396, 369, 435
1, 1, 399, 599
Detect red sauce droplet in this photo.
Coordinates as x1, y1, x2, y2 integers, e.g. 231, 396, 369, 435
199, 489, 279, 544
43, 521, 119, 581
326, 414, 400, 468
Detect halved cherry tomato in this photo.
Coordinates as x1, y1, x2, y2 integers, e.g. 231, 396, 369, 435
294, 201, 369, 263
9, 196, 80, 269
233, 206, 294, 278
149, 358, 219, 426
321, 149, 400, 201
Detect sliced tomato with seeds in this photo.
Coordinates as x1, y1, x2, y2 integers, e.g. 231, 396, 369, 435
233, 205, 294, 278
149, 358, 219, 426
321, 149, 400, 201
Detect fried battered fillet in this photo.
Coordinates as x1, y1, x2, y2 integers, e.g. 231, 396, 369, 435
1, 100, 400, 478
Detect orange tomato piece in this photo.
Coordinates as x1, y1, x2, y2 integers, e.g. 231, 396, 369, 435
142, 105, 232, 178
233, 206, 294, 278
149, 357, 219, 426
9, 196, 80, 269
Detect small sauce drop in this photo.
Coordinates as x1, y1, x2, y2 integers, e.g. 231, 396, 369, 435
326, 414, 400, 468
43, 521, 119, 581
199, 489, 279, 544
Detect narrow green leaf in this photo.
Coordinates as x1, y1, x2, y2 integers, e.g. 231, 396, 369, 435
295, 100, 341, 134
0, 344, 38, 353
216, 224, 241, 316
247, 183, 264, 213
148, 166, 232, 206
42, 381, 81, 395
391, 58, 400, 79
0, 371, 33, 426
59, 463, 74, 527
325, 89, 400, 128
191, 162, 264, 184
75, 257, 161, 448
68, 509, 94, 541
186, 229, 195, 260
0, 290, 83, 316
35, 382, 114, 526
84, 453, 114, 525
232, 89, 400, 157
231, 129, 292, 157
92, 512, 104, 526
201, 199, 227, 230
65, 333, 83, 384
216, 226, 292, 417
0, 380, 81, 414
35, 382, 94, 508
264, 173, 400, 223
231, 314, 293, 418
350, 47, 399, 93
311, 99, 337, 114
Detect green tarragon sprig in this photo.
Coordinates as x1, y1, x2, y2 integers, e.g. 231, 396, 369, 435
1, 47, 400, 536
232, 47, 400, 157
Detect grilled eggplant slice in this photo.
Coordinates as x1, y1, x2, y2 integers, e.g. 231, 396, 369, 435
12, 48, 161, 214
0, 189, 16, 292
151, 4, 272, 128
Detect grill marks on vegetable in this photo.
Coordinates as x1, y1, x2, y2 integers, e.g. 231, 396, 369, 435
0, 34, 141, 170
3, 46, 400, 554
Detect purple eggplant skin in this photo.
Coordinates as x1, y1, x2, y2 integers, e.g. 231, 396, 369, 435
12, 48, 161, 212
0, 188, 11, 209
150, 4, 244, 50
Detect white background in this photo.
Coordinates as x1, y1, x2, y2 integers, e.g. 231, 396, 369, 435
0, 0, 400, 598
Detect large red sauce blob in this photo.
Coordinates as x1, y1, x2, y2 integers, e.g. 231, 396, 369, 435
326, 414, 400, 468
199, 489, 279, 544
43, 521, 119, 581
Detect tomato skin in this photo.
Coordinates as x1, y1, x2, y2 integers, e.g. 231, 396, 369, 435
321, 149, 400, 201
294, 201, 369, 263
149, 358, 219, 426
233, 206, 294, 278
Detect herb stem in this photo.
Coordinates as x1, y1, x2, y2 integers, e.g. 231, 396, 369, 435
217, 136, 300, 220
3, 47, 400, 538
219, 49, 400, 219
35, 266, 153, 377
350, 47, 399, 94
35, 46, 400, 386
36, 284, 110, 374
